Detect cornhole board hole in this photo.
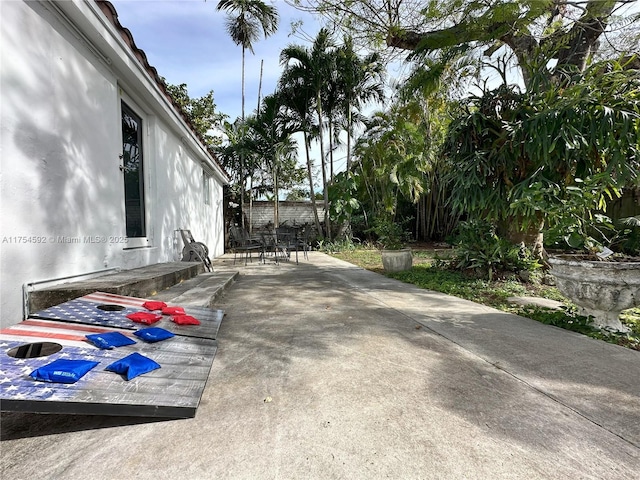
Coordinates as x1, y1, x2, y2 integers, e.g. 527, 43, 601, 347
0, 292, 223, 418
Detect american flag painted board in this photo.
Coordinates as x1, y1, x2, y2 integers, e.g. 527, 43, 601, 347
31, 298, 141, 329
0, 319, 217, 418
3, 290, 224, 418
31, 292, 224, 340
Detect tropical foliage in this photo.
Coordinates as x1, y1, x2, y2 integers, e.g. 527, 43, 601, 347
244, 94, 306, 209
216, 0, 279, 229
296, 0, 639, 252
443, 59, 640, 251
208, 1, 639, 255
351, 99, 430, 217
445, 219, 542, 281
367, 215, 412, 250
165, 82, 227, 147
326, 80, 456, 243
216, 119, 252, 199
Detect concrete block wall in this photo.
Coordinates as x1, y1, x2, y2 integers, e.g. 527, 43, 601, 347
244, 201, 325, 230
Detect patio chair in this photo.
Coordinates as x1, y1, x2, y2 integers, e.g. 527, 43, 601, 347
298, 224, 313, 261
179, 229, 213, 272
229, 226, 262, 266
259, 231, 287, 264
276, 227, 300, 264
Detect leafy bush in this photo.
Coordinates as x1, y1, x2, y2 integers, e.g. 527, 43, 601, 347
612, 216, 640, 256
543, 210, 640, 256
368, 216, 412, 250
446, 220, 541, 280
317, 239, 360, 253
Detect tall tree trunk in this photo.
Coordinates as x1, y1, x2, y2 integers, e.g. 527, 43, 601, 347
304, 131, 323, 236
240, 46, 246, 230
328, 120, 334, 182
241, 46, 246, 120
248, 59, 264, 236
500, 212, 545, 259
346, 106, 352, 170
249, 176, 253, 234
327, 118, 338, 238
316, 95, 331, 240
273, 164, 279, 227
555, 0, 616, 73
339, 107, 354, 241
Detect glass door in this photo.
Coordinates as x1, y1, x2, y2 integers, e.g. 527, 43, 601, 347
121, 102, 146, 238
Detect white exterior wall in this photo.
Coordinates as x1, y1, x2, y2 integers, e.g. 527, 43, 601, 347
0, 1, 227, 327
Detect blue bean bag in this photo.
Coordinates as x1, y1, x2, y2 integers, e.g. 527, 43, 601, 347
105, 352, 161, 380
133, 327, 175, 343
86, 331, 136, 349
30, 359, 99, 384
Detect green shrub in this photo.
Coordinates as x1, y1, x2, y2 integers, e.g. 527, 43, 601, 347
446, 220, 541, 280
317, 239, 360, 253
367, 216, 412, 250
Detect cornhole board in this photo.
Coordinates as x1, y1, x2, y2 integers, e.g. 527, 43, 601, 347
0, 292, 223, 418
31, 291, 224, 340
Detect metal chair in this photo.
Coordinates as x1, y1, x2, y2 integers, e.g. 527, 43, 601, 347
298, 224, 313, 260
229, 226, 262, 266
276, 227, 301, 264
259, 231, 286, 264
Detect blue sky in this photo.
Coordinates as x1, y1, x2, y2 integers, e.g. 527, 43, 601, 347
109, 0, 322, 122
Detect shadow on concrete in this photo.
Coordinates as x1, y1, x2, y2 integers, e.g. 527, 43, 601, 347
0, 411, 170, 440
211, 256, 640, 458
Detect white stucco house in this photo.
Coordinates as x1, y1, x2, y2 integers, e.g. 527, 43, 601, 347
0, 0, 229, 328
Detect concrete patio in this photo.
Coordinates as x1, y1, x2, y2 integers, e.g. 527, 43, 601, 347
1, 252, 639, 479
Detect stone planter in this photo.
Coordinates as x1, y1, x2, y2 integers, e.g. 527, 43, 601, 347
548, 255, 640, 331
381, 248, 413, 273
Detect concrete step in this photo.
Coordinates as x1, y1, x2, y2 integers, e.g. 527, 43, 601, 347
28, 262, 203, 314
150, 271, 240, 308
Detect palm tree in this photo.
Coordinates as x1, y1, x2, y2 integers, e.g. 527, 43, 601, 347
280, 28, 336, 238
322, 37, 385, 239
216, 0, 278, 229
336, 36, 385, 171
352, 99, 431, 223
216, 118, 257, 230
277, 79, 324, 236
216, 0, 278, 120
245, 93, 302, 226
322, 53, 341, 185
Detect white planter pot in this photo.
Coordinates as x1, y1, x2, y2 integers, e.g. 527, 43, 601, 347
548, 255, 640, 331
381, 248, 413, 273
